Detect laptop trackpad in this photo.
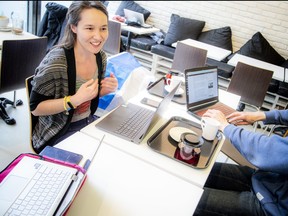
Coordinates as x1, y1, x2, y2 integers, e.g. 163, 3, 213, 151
0, 175, 28, 213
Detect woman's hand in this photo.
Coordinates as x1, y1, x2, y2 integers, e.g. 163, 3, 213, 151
32, 79, 99, 116
100, 73, 118, 96
71, 79, 99, 106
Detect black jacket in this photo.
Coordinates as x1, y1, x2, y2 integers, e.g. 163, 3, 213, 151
37, 2, 68, 52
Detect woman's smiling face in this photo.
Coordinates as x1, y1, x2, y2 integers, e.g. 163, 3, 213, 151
71, 8, 108, 54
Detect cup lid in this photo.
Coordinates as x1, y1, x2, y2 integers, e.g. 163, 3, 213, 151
180, 132, 204, 148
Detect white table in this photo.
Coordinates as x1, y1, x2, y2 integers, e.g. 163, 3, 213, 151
121, 23, 159, 35
53, 86, 239, 215
81, 89, 226, 188
228, 53, 287, 82
172, 38, 232, 61
119, 22, 159, 51
0, 30, 38, 49
56, 132, 203, 216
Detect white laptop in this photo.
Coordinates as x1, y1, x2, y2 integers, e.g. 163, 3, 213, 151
123, 8, 152, 28
96, 83, 180, 144
0, 136, 104, 216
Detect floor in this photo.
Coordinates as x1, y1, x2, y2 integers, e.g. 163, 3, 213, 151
0, 87, 270, 171
0, 89, 33, 170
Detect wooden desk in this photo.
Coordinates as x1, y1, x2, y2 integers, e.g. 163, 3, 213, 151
56, 132, 203, 216
172, 38, 232, 61
228, 53, 287, 82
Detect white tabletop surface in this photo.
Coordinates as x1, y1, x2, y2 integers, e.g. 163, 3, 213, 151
52, 86, 239, 215
228, 53, 287, 82
81, 90, 225, 188
172, 38, 232, 61
121, 24, 159, 35
0, 30, 38, 49
56, 132, 203, 216
110, 16, 160, 35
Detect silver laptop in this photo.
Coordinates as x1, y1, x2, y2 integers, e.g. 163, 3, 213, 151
0, 136, 104, 216
185, 66, 236, 119
124, 8, 152, 28
96, 83, 181, 144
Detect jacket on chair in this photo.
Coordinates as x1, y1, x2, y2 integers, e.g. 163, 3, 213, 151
37, 2, 68, 52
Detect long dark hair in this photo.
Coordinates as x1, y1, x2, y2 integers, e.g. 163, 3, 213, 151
59, 1, 108, 49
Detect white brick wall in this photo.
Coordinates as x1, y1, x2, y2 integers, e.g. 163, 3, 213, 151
107, 1, 288, 59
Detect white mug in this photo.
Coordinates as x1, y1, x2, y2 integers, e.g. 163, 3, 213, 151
201, 117, 220, 141
0, 16, 9, 28
166, 75, 182, 91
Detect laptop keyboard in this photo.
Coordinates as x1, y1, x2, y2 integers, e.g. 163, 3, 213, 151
5, 163, 75, 216
115, 107, 154, 139
195, 102, 236, 117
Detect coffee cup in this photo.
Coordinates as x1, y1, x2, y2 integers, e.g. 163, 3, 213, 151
166, 75, 182, 91
200, 117, 220, 141
0, 16, 9, 28
12, 18, 23, 34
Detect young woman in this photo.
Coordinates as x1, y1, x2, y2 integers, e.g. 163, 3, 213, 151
30, 1, 118, 153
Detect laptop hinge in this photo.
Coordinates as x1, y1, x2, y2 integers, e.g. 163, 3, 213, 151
71, 174, 78, 182
189, 100, 218, 111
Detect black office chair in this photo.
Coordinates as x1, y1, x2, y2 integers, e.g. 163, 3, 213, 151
0, 37, 47, 125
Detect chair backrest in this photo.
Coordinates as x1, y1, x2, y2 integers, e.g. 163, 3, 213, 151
0, 37, 48, 94
103, 20, 122, 56
171, 41, 208, 74
227, 61, 273, 109
25, 75, 38, 153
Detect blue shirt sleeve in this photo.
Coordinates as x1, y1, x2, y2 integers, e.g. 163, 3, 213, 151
263, 109, 288, 125
224, 110, 288, 175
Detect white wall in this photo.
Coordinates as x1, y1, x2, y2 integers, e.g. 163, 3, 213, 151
1, 1, 286, 59
107, 1, 288, 59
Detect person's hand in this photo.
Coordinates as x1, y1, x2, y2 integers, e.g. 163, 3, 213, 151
226, 111, 266, 125
100, 73, 118, 96
71, 79, 99, 106
202, 109, 229, 131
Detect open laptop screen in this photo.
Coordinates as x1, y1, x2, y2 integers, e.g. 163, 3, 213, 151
124, 9, 145, 24
185, 66, 219, 110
